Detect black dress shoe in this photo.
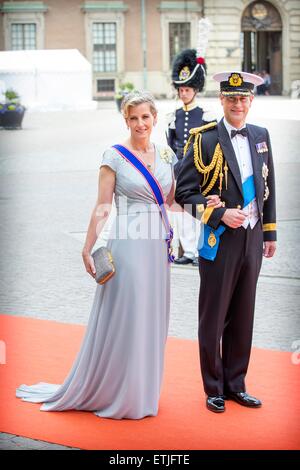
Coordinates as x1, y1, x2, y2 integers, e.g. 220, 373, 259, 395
225, 391, 262, 408
174, 256, 193, 265
206, 395, 225, 413
192, 257, 199, 267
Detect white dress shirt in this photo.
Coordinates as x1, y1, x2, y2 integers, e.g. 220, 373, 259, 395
223, 118, 259, 229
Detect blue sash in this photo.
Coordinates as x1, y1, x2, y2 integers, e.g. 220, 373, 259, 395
198, 224, 226, 261
242, 174, 256, 208
112, 144, 174, 263
199, 175, 256, 261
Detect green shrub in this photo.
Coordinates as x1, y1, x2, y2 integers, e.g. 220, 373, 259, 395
5, 89, 20, 103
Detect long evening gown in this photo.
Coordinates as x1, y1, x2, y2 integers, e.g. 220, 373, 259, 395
16, 143, 175, 419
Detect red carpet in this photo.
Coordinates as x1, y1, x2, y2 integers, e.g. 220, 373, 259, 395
0, 314, 299, 450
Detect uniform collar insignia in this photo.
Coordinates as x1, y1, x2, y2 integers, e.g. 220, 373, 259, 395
182, 102, 198, 112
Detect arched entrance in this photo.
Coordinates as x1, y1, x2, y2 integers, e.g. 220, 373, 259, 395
241, 1, 282, 94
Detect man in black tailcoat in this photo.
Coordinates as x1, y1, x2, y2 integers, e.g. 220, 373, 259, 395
175, 71, 277, 413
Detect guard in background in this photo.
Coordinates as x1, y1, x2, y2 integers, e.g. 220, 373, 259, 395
167, 48, 215, 266
175, 71, 277, 413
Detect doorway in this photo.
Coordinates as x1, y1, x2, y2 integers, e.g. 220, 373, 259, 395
241, 1, 282, 95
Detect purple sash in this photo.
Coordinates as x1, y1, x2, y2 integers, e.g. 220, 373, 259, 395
112, 144, 174, 263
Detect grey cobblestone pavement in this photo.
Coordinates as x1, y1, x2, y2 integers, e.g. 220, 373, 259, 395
0, 97, 299, 449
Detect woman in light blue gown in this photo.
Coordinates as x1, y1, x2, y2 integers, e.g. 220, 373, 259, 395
16, 92, 176, 419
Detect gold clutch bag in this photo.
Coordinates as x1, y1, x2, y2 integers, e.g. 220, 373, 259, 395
91, 246, 115, 284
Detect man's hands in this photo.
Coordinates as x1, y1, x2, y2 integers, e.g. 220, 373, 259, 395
205, 198, 276, 258
206, 195, 223, 208
263, 241, 276, 258
221, 209, 247, 228
220, 209, 277, 258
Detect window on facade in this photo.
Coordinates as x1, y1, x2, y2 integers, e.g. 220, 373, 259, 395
93, 23, 117, 73
169, 23, 190, 66
11, 23, 37, 50
97, 79, 115, 93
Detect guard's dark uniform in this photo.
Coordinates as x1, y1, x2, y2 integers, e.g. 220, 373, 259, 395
168, 48, 209, 181
175, 119, 276, 396
167, 105, 210, 178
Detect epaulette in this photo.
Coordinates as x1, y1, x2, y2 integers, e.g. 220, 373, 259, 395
184, 121, 217, 155
165, 110, 176, 129
189, 121, 218, 135
202, 110, 217, 122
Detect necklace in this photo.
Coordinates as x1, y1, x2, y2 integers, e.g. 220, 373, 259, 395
131, 143, 155, 172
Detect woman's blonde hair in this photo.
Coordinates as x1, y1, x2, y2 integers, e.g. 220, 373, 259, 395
121, 90, 158, 118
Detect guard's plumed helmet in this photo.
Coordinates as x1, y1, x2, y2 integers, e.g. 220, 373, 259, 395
171, 48, 206, 91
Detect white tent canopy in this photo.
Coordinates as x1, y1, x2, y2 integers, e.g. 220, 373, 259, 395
0, 49, 97, 110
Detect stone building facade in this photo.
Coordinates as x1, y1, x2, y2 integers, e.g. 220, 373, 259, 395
0, 0, 299, 98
